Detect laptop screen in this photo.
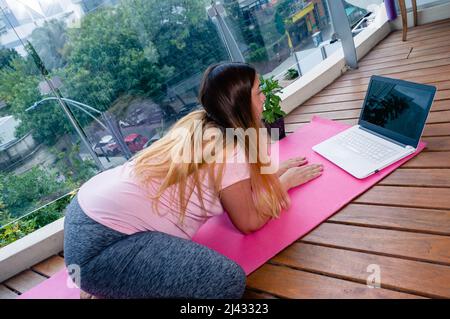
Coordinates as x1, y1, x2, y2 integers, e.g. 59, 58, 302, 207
360, 76, 436, 147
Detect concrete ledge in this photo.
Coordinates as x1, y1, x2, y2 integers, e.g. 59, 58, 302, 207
0, 217, 65, 282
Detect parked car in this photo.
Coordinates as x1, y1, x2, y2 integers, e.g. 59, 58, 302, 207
93, 135, 119, 157
124, 133, 148, 153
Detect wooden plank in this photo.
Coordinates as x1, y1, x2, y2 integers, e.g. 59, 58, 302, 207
286, 110, 450, 127
271, 242, 450, 298
289, 100, 362, 114
302, 223, 450, 265
369, 31, 449, 54
340, 58, 450, 81
242, 289, 278, 299
246, 264, 423, 299
379, 168, 450, 188
3, 270, 47, 294
372, 30, 450, 53
387, 19, 450, 39
287, 121, 449, 138
369, 34, 450, 55
355, 51, 450, 74
286, 109, 360, 123
420, 123, 450, 137
289, 97, 449, 117
32, 255, 65, 277
303, 90, 450, 107
318, 79, 450, 97
383, 21, 450, 45
327, 65, 450, 89
359, 45, 450, 67
303, 92, 366, 106
329, 203, 450, 236
403, 151, 450, 168
423, 136, 450, 151
0, 285, 19, 299
354, 186, 450, 210
377, 28, 450, 49
363, 41, 443, 62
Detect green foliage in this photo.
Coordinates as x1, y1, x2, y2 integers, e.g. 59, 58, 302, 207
274, 11, 286, 36
0, 193, 73, 248
1, 0, 227, 146
52, 143, 98, 187
0, 167, 66, 218
284, 68, 299, 80
248, 43, 268, 63
60, 6, 170, 110
260, 76, 286, 124
0, 55, 72, 144
0, 48, 19, 69
0, 218, 37, 248
0, 182, 12, 226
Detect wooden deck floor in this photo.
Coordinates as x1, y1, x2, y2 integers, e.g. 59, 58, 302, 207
1, 18, 450, 299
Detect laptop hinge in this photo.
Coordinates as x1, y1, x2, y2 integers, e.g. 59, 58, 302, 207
358, 125, 411, 148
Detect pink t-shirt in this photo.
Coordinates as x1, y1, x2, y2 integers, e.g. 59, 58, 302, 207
77, 150, 250, 239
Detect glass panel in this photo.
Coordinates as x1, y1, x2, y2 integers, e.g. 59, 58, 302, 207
222, 0, 340, 86
0, 0, 230, 245
0, 0, 389, 246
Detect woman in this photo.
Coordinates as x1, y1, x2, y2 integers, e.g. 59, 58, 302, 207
64, 62, 323, 299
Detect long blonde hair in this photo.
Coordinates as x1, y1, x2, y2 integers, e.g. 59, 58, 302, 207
133, 62, 290, 224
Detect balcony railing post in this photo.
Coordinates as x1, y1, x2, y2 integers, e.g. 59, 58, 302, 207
327, 0, 358, 69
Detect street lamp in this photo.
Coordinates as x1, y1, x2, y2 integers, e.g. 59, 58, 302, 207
27, 97, 133, 163
27, 97, 108, 130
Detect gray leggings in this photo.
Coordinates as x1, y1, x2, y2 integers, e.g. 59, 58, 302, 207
63, 196, 246, 299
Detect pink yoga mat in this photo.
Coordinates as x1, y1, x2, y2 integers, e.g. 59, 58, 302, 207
18, 267, 80, 299
18, 116, 426, 299
191, 116, 426, 274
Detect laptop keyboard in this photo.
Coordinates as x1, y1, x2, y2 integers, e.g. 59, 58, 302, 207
335, 130, 398, 162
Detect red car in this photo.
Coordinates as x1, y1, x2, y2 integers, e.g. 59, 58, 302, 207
124, 133, 148, 153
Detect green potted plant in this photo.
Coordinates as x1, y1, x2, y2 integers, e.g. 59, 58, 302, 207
284, 68, 299, 80
260, 76, 287, 140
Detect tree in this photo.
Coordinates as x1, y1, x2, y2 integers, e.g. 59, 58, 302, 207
51, 143, 98, 186
28, 19, 68, 71
60, 6, 173, 110
0, 48, 19, 69
0, 181, 12, 227
122, 0, 227, 84
0, 56, 71, 144
0, 167, 66, 218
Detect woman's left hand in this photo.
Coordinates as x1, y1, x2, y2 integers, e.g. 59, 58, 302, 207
277, 156, 308, 177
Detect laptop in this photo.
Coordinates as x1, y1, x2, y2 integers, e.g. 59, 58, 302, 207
312, 75, 436, 179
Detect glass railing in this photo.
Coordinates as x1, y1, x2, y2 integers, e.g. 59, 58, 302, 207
0, 0, 387, 247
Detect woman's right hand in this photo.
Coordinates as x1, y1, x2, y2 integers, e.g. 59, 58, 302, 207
279, 164, 324, 191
